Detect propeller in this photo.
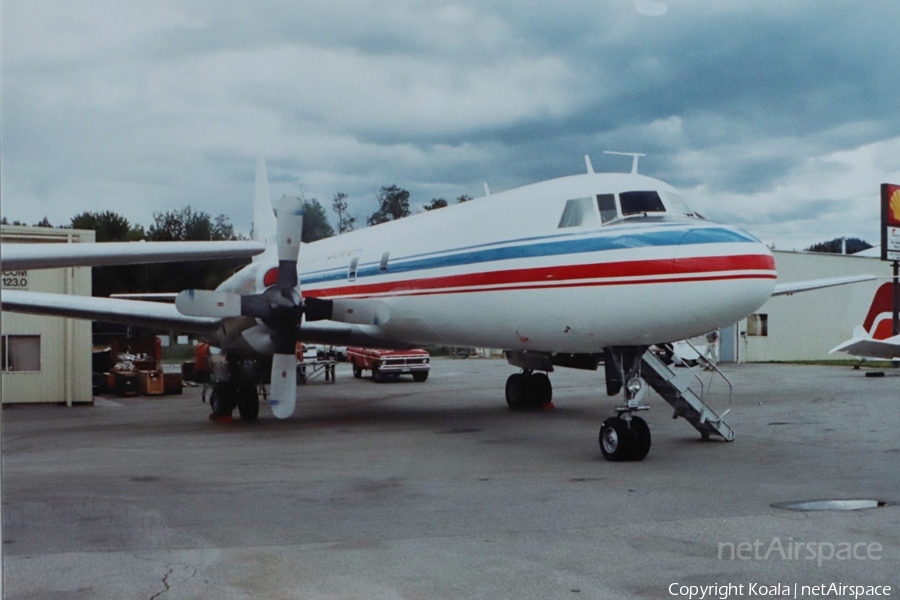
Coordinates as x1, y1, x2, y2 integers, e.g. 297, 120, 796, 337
176, 195, 305, 419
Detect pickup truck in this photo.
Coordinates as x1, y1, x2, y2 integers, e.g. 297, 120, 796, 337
347, 347, 430, 382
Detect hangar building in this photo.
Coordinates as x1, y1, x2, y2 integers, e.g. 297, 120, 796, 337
1, 225, 94, 405
722, 250, 895, 363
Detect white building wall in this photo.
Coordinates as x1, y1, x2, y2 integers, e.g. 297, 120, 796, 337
1, 226, 94, 404
739, 251, 894, 362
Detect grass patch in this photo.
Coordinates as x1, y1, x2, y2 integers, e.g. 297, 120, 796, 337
161, 345, 195, 364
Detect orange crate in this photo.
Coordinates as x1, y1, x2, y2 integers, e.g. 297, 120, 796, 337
138, 370, 164, 396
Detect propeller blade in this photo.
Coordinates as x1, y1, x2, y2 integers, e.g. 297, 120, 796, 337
275, 196, 303, 289
175, 290, 242, 318
269, 353, 297, 419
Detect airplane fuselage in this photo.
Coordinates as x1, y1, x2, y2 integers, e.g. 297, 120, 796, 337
216, 171, 776, 355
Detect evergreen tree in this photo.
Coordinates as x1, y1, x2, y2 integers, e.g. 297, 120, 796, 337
300, 198, 335, 242
804, 237, 872, 254
367, 185, 411, 225
423, 198, 448, 211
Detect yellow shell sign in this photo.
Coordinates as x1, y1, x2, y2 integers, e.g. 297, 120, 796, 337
891, 188, 900, 226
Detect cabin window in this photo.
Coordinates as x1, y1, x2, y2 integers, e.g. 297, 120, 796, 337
596, 194, 618, 223
380, 252, 390, 272
558, 197, 598, 228
348, 257, 359, 282
2, 335, 41, 372
747, 314, 768, 337
619, 191, 666, 216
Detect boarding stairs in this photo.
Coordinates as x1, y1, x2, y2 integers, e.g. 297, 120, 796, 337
640, 343, 736, 441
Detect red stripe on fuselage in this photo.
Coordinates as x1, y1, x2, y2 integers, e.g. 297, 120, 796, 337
303, 253, 776, 299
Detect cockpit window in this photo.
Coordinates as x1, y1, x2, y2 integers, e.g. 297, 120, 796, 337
664, 191, 697, 217
558, 197, 598, 228
596, 194, 617, 223
619, 191, 666, 216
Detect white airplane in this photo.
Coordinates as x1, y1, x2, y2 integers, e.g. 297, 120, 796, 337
829, 282, 900, 360
2, 155, 875, 461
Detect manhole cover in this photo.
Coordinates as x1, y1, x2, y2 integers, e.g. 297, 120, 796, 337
772, 499, 888, 511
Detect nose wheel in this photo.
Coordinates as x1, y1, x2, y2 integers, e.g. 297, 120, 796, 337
599, 415, 651, 461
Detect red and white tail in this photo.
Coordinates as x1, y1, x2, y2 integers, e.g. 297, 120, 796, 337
830, 282, 900, 359
861, 282, 897, 340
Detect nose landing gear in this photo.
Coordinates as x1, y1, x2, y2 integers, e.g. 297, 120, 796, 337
599, 414, 651, 461
600, 346, 652, 461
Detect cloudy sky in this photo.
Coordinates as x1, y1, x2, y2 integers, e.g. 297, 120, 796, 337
2, 0, 898, 250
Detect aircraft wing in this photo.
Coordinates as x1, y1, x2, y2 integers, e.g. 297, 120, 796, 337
829, 334, 900, 360
771, 274, 877, 296
1, 290, 221, 334
0, 240, 265, 270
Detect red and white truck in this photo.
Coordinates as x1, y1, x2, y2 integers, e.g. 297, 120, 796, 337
347, 347, 430, 382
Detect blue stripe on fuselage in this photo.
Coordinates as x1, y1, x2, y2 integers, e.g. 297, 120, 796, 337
301, 226, 761, 286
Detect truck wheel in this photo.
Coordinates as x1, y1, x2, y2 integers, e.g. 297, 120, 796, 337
412, 371, 429, 382
372, 366, 385, 383
353, 364, 362, 379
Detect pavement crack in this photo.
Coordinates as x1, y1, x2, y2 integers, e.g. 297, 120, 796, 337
149, 565, 175, 600
140, 560, 199, 600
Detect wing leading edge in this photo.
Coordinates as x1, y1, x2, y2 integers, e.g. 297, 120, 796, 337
0, 240, 265, 271
1, 290, 221, 335
771, 274, 878, 296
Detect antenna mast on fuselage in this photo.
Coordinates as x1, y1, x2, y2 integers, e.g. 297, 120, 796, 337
603, 151, 646, 175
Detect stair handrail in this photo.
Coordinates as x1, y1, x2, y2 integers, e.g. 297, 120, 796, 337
681, 338, 734, 419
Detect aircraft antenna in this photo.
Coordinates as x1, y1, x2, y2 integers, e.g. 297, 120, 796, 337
483, 182, 491, 196
603, 151, 646, 174
585, 155, 595, 174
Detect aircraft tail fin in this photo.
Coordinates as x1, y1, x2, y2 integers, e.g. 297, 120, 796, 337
252, 156, 278, 250
862, 282, 897, 340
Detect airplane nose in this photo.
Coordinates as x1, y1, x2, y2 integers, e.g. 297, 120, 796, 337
673, 226, 777, 325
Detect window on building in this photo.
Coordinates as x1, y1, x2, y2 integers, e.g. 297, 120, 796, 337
2, 335, 41, 372
558, 197, 598, 228
747, 314, 768, 337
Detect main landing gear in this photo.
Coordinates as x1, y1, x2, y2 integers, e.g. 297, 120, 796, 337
505, 370, 553, 410
599, 346, 652, 461
207, 354, 264, 422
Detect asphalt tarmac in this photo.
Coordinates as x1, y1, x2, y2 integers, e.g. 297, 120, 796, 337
2, 359, 898, 599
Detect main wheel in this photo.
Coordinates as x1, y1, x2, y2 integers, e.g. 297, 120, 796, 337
628, 416, 651, 461
412, 371, 429, 382
599, 417, 635, 462
530, 372, 552, 407
236, 382, 259, 421
505, 373, 528, 410
209, 383, 236, 417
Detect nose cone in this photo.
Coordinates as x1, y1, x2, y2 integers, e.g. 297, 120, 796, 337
674, 225, 777, 329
